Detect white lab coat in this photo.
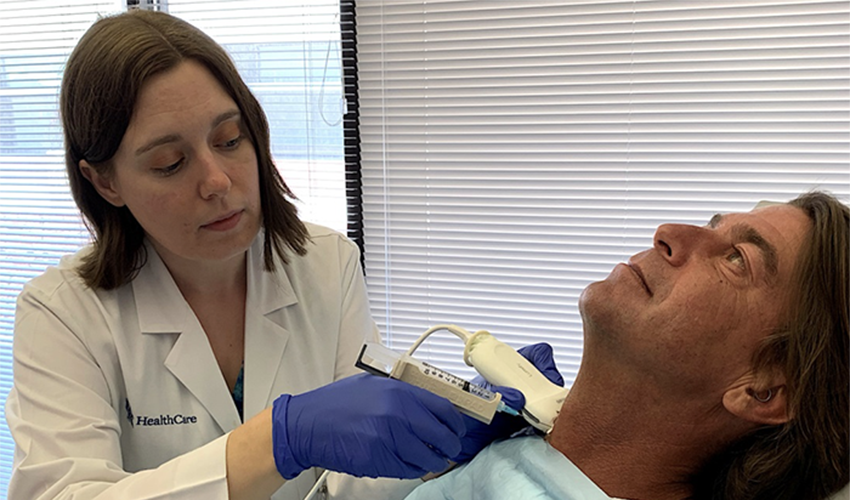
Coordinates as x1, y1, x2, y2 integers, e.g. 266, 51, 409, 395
5, 223, 414, 500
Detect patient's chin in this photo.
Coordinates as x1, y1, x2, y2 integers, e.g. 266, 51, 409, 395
579, 282, 621, 330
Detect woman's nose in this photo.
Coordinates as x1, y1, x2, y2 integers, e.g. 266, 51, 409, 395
653, 223, 714, 267
197, 153, 232, 199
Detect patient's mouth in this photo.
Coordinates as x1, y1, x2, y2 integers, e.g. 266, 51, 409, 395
626, 262, 652, 296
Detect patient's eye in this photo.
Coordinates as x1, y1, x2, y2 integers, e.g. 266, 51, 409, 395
727, 249, 746, 270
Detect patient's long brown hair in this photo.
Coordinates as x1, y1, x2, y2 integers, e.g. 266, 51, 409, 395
62, 9, 308, 290
693, 191, 849, 500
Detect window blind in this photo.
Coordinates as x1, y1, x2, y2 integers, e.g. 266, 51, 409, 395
356, 0, 850, 384
0, 2, 124, 494
0, 2, 350, 497
167, 0, 349, 233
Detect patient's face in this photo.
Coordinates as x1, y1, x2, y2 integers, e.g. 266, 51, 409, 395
578, 203, 811, 394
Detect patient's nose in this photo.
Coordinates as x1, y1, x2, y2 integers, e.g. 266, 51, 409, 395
653, 223, 715, 267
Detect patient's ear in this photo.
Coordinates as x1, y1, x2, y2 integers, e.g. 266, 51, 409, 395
723, 375, 790, 426
79, 160, 125, 207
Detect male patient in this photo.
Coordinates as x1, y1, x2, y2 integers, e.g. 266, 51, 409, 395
406, 191, 849, 500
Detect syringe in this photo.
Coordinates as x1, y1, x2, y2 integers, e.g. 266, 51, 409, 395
304, 341, 524, 500
402, 324, 569, 433
356, 342, 519, 424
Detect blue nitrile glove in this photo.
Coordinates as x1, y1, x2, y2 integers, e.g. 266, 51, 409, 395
515, 342, 564, 388
272, 373, 466, 479
451, 342, 564, 463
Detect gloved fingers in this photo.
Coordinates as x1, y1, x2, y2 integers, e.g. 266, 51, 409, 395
470, 373, 489, 389
388, 422, 455, 476
490, 385, 525, 411
517, 342, 565, 387
389, 465, 431, 480
398, 382, 467, 436
275, 373, 469, 480
449, 396, 527, 464
443, 344, 565, 466
398, 386, 465, 458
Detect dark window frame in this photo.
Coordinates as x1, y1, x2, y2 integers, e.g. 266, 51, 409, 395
340, 1, 363, 265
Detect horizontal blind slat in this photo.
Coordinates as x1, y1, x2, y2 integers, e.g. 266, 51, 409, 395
0, 5, 351, 499
357, 0, 850, 383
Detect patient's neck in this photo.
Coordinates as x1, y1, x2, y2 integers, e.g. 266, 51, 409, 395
546, 368, 742, 500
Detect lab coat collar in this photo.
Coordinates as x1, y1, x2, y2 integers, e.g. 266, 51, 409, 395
132, 236, 298, 333
246, 232, 298, 315
133, 242, 191, 334
130, 236, 298, 431
243, 236, 295, 417
131, 243, 240, 431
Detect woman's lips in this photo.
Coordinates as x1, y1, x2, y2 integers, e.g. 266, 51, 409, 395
202, 210, 242, 231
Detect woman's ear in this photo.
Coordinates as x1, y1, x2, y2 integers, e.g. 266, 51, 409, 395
723, 374, 790, 426
79, 160, 125, 207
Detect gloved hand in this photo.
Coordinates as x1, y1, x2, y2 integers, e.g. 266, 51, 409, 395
451, 342, 564, 463
272, 373, 466, 480
513, 342, 564, 388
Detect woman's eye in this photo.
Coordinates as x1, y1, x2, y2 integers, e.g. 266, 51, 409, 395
155, 159, 183, 176
220, 135, 243, 149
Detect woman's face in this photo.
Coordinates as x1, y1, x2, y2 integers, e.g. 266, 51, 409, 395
82, 60, 262, 273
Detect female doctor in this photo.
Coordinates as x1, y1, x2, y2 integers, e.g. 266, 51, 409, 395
5, 9, 561, 500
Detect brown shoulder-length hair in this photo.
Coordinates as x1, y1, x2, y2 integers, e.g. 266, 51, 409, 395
62, 9, 308, 290
693, 191, 849, 500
